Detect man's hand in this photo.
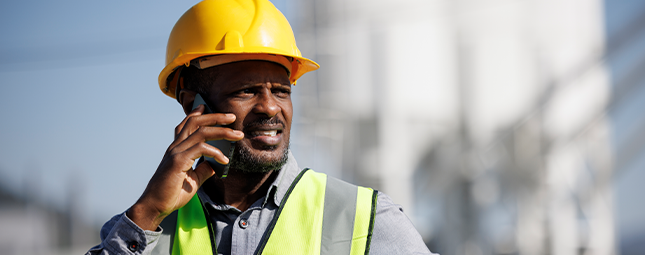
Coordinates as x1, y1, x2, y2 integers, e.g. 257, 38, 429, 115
127, 105, 244, 231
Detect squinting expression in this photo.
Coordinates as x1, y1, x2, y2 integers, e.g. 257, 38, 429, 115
204, 61, 293, 171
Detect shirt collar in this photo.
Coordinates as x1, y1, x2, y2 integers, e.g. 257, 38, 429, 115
269, 150, 301, 207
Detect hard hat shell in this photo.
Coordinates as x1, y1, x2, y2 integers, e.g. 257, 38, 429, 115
158, 0, 320, 99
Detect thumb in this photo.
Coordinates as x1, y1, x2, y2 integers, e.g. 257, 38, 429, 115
194, 159, 217, 186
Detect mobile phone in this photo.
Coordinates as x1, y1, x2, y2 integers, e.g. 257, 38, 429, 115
192, 94, 235, 178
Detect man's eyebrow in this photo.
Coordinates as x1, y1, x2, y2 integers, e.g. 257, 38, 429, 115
235, 78, 291, 86
274, 82, 292, 87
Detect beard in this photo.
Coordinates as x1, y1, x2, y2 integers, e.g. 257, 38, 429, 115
228, 116, 290, 173
229, 143, 289, 173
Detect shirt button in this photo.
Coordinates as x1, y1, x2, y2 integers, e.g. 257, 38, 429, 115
239, 219, 249, 229
127, 241, 138, 252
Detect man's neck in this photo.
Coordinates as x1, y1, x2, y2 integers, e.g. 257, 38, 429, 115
202, 169, 278, 212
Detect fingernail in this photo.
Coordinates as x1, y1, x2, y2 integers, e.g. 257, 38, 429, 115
234, 130, 244, 136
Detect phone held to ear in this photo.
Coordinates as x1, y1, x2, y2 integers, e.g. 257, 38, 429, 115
192, 94, 235, 178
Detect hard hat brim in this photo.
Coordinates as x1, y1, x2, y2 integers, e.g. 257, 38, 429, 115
158, 52, 319, 99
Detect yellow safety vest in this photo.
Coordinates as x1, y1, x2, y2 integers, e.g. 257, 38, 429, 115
172, 169, 377, 255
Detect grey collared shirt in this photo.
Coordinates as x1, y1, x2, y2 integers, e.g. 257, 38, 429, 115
86, 152, 435, 255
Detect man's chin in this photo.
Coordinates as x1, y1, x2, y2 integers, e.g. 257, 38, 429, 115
229, 144, 289, 173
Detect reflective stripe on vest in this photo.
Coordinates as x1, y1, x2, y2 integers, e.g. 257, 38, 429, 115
173, 169, 377, 255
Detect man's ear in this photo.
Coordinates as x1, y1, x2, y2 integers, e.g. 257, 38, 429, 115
179, 90, 197, 115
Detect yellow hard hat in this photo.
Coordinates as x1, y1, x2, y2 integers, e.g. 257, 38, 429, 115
158, 0, 320, 99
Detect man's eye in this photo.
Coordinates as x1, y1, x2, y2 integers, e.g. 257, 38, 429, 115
236, 88, 254, 95
274, 89, 291, 97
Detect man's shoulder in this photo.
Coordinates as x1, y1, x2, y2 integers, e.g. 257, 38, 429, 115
369, 191, 435, 254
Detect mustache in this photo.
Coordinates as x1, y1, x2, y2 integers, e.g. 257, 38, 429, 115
243, 117, 285, 130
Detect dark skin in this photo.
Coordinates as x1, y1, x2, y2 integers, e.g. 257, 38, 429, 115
127, 61, 293, 231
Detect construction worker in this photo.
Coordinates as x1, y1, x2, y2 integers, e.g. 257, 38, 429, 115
86, 0, 433, 254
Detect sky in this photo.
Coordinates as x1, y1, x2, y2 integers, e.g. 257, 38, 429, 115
604, 0, 645, 241
0, 0, 289, 226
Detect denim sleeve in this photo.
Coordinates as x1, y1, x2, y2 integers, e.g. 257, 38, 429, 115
369, 192, 439, 255
85, 212, 163, 255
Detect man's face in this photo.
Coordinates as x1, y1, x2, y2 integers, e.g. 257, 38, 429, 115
203, 61, 293, 173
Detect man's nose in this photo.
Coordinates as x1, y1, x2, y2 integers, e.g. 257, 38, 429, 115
252, 87, 280, 117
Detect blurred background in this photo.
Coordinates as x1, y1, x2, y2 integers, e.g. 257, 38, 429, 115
0, 0, 643, 254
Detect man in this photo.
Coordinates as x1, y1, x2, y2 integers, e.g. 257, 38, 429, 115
87, 0, 433, 254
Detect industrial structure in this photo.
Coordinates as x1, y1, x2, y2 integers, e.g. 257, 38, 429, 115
288, 0, 645, 254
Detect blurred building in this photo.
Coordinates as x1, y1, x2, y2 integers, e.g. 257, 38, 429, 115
287, 0, 645, 254
0, 175, 99, 255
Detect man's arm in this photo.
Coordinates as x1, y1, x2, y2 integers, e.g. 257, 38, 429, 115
85, 213, 163, 255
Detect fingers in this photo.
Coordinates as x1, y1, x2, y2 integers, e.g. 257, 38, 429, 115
172, 106, 238, 147
173, 126, 243, 154
181, 140, 230, 165
162, 105, 243, 182
175, 104, 204, 139
178, 114, 237, 142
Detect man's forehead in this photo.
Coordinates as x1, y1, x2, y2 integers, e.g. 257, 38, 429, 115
213, 61, 291, 84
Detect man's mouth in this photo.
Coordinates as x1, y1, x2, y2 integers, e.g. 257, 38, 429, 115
243, 118, 286, 147
250, 130, 280, 137
245, 126, 284, 146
